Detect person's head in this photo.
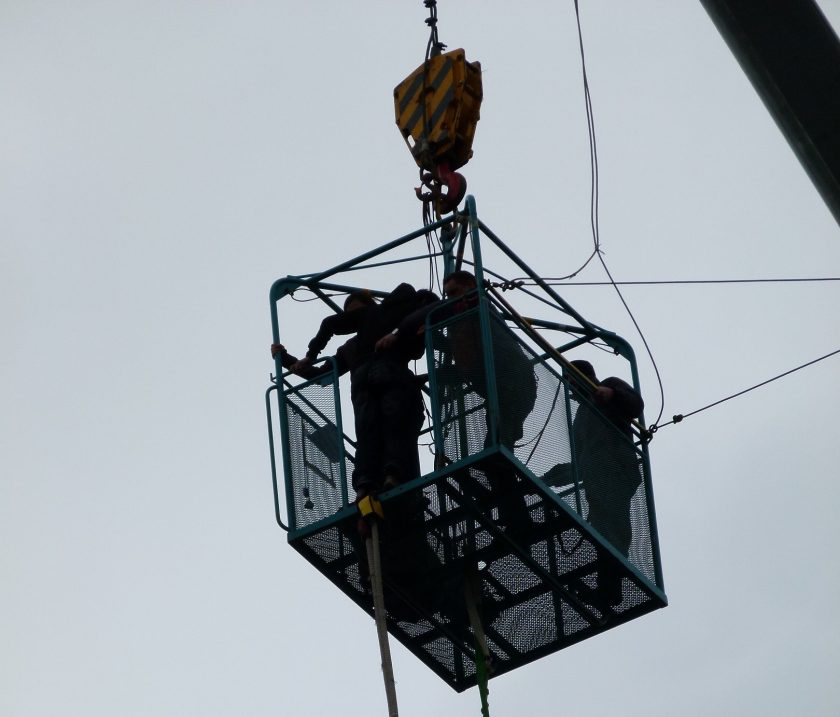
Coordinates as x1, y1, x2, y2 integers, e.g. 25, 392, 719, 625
442, 270, 477, 300
343, 289, 376, 313
569, 359, 597, 384
415, 289, 439, 307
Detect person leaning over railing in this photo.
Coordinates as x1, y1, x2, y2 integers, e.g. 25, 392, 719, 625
566, 359, 644, 607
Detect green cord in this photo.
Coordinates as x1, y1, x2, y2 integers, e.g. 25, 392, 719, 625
475, 637, 490, 717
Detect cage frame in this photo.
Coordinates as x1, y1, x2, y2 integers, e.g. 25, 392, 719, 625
266, 196, 667, 690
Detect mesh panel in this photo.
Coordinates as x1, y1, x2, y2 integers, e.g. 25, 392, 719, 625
493, 592, 558, 653
284, 375, 355, 531
301, 526, 365, 596
432, 311, 575, 501
431, 307, 491, 462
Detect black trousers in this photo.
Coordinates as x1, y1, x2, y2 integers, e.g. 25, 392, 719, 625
350, 358, 425, 494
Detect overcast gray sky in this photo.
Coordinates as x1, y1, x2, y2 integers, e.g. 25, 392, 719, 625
3, 2, 840, 716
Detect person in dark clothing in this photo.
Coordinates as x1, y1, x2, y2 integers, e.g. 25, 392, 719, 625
439, 271, 537, 450
379, 271, 537, 450
378, 270, 538, 535
286, 284, 437, 497
277, 287, 449, 625
567, 359, 644, 607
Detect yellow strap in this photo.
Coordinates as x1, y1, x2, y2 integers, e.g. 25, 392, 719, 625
357, 494, 385, 521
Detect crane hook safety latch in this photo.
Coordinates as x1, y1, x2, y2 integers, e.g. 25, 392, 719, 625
415, 161, 467, 214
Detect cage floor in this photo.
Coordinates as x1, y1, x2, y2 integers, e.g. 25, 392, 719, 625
289, 450, 666, 691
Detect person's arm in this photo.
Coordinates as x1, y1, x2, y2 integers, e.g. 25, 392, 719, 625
306, 310, 364, 361
294, 360, 334, 380
271, 343, 332, 379
375, 297, 441, 353
271, 343, 298, 369
396, 296, 442, 340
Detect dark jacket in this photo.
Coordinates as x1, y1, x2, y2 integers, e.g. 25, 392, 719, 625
305, 284, 438, 371
575, 376, 643, 437
572, 376, 644, 501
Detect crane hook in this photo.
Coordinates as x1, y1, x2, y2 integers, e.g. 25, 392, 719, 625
414, 161, 467, 214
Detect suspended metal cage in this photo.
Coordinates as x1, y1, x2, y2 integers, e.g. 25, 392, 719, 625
265, 197, 666, 691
